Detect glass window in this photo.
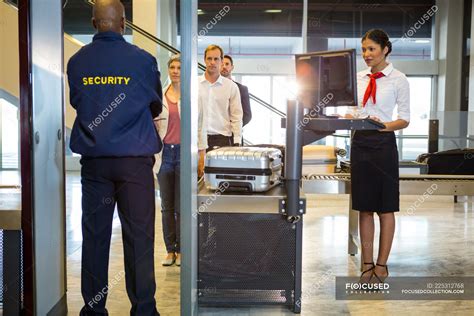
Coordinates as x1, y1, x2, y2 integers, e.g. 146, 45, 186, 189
272, 75, 297, 112
399, 76, 432, 160
243, 99, 284, 144
241, 75, 271, 104
238, 74, 299, 145
193, 36, 303, 60
404, 77, 432, 135
307, 0, 436, 60
240, 75, 274, 144
1, 98, 19, 170
177, 1, 304, 58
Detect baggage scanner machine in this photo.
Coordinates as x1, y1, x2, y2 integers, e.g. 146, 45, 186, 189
197, 49, 385, 313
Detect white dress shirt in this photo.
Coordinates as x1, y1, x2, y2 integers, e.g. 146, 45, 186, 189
347, 63, 410, 123
199, 75, 243, 143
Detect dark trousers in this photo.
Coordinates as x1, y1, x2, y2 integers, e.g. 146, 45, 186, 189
207, 134, 233, 152
157, 144, 181, 253
79, 157, 159, 316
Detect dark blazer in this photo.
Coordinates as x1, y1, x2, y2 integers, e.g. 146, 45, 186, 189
234, 81, 252, 126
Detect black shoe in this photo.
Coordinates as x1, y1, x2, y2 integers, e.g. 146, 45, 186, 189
373, 263, 389, 283
359, 262, 375, 283
80, 306, 109, 316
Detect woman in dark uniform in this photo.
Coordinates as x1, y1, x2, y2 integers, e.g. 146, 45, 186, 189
346, 29, 410, 282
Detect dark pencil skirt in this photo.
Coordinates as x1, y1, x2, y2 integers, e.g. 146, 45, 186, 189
350, 130, 399, 213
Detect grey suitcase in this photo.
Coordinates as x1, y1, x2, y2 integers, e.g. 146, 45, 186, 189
204, 147, 283, 192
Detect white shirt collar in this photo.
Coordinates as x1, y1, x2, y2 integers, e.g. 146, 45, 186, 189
200, 73, 224, 85
199, 75, 207, 83
362, 62, 394, 77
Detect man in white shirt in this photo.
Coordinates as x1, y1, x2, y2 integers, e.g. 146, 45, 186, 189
199, 44, 243, 151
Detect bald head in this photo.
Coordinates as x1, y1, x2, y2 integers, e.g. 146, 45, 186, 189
92, 0, 125, 34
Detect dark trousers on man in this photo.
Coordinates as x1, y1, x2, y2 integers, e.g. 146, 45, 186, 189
207, 134, 233, 152
157, 144, 180, 253
79, 157, 159, 316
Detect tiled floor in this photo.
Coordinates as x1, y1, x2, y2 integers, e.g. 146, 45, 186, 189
65, 172, 474, 315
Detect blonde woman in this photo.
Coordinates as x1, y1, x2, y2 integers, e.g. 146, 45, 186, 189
155, 54, 207, 266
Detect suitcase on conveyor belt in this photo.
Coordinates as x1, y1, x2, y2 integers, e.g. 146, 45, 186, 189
204, 146, 283, 192
302, 145, 346, 175
416, 149, 474, 175
248, 144, 286, 174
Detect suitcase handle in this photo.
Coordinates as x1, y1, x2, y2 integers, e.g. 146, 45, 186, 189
220, 181, 252, 192
269, 156, 283, 162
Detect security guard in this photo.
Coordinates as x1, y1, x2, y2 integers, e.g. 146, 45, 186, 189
67, 1, 162, 315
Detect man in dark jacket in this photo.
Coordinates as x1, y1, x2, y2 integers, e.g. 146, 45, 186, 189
221, 54, 252, 127
67, 1, 161, 315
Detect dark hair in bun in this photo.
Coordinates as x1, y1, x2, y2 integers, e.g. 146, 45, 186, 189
362, 29, 392, 57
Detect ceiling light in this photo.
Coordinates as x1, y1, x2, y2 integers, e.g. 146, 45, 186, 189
197, 9, 205, 15
264, 9, 282, 13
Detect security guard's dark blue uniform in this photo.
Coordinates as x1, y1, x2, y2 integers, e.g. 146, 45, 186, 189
67, 31, 162, 316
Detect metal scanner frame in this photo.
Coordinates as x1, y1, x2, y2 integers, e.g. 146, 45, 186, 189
196, 101, 306, 313
197, 100, 387, 313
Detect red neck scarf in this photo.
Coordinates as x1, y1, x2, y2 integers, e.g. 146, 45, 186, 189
362, 72, 385, 107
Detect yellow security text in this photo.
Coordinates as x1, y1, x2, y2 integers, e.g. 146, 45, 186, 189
82, 76, 131, 86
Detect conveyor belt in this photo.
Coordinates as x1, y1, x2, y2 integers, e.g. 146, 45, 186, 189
303, 173, 474, 181
300, 172, 474, 258
303, 174, 351, 181
302, 173, 474, 196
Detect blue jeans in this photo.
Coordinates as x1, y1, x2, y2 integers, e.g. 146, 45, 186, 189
157, 144, 180, 253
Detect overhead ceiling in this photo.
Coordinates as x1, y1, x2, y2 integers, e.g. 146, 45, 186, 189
63, 0, 435, 39
185, 0, 436, 37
